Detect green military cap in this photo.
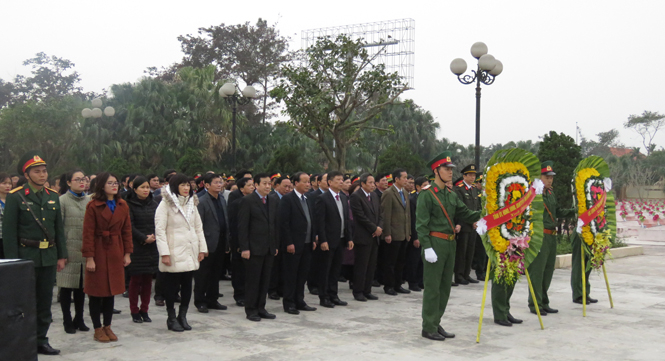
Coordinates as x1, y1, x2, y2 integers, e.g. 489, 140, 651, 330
427, 151, 455, 170
461, 164, 477, 174
541, 160, 556, 175
17, 150, 47, 174
427, 174, 436, 182
475, 172, 484, 183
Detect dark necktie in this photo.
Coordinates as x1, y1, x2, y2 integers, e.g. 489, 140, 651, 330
262, 196, 266, 204
399, 190, 406, 207
335, 194, 339, 201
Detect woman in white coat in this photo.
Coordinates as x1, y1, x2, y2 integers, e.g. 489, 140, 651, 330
155, 174, 207, 332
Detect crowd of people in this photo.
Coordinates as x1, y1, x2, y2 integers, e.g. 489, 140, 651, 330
1, 150, 591, 355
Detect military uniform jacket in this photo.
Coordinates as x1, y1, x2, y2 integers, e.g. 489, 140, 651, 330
453, 182, 481, 232
2, 185, 67, 267
416, 184, 481, 250
543, 188, 575, 231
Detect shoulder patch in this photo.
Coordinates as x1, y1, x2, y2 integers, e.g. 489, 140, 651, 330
457, 183, 464, 187
9, 186, 24, 194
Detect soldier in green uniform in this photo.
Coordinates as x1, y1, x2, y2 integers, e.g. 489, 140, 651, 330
453, 164, 481, 285
526, 161, 578, 315
416, 152, 481, 341
2, 151, 67, 355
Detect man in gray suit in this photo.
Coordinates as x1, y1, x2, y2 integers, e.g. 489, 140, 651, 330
380, 168, 412, 295
194, 173, 230, 313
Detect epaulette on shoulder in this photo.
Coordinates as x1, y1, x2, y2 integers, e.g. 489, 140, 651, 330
422, 184, 431, 190
45, 187, 57, 193
9, 186, 23, 194
457, 183, 464, 187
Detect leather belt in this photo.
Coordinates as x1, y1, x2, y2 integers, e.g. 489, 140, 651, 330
429, 231, 455, 241
20, 238, 54, 249
544, 229, 557, 235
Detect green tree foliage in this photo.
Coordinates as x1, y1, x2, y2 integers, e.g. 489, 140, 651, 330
271, 34, 407, 172
376, 144, 426, 177
537, 131, 581, 211
624, 111, 665, 155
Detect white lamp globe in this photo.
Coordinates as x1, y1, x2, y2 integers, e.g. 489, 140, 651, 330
489, 60, 503, 76
81, 108, 92, 118
479, 54, 497, 71
91, 108, 103, 118
241, 86, 257, 98
219, 82, 236, 97
104, 106, 115, 117
91, 98, 103, 108
470, 42, 488, 59
450, 58, 468, 75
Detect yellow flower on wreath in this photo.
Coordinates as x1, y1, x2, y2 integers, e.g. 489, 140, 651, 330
575, 168, 600, 246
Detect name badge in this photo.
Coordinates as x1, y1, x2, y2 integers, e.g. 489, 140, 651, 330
48, 200, 56, 204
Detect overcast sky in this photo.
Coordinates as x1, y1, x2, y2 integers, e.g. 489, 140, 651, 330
2, 0, 664, 152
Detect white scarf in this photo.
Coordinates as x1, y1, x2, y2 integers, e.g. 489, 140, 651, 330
166, 189, 195, 227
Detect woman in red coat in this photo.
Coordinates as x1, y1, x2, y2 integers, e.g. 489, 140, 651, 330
82, 172, 133, 343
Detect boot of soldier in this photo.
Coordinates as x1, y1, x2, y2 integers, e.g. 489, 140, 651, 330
167, 308, 184, 332
177, 305, 192, 331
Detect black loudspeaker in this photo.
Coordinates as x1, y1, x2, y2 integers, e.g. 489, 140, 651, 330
0, 259, 37, 361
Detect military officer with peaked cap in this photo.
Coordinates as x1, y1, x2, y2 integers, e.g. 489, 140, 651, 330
2, 151, 67, 355
453, 164, 482, 285
416, 152, 481, 341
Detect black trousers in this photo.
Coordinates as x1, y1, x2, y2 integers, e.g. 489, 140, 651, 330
455, 231, 476, 280
269, 249, 283, 296
380, 240, 408, 289
60, 269, 85, 325
473, 233, 488, 278
154, 271, 164, 301
314, 242, 343, 301
243, 253, 274, 316
404, 240, 423, 287
282, 245, 313, 310
194, 243, 225, 306
353, 241, 379, 296
163, 271, 193, 311
231, 251, 246, 302
307, 252, 318, 292
88, 296, 114, 329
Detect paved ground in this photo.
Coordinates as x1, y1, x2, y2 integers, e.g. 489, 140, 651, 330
48, 246, 665, 361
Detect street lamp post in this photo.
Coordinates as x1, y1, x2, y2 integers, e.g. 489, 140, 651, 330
219, 82, 257, 173
82, 98, 115, 172
450, 42, 503, 169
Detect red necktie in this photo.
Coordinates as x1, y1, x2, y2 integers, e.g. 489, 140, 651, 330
367, 194, 371, 202
262, 197, 266, 204
335, 195, 339, 201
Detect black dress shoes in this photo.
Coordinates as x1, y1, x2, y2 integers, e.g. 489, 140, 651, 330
507, 314, 523, 324
451, 282, 459, 287
268, 292, 280, 300
258, 311, 276, 319
331, 298, 348, 306
466, 277, 480, 284
588, 297, 598, 303
309, 287, 319, 295
236, 300, 245, 307
131, 313, 143, 323
364, 293, 379, 300
408, 284, 422, 292
296, 305, 317, 311
354, 294, 367, 302
384, 288, 398, 296
531, 309, 547, 316
573, 297, 590, 305
456, 278, 469, 285
247, 314, 261, 322
542, 306, 558, 313
372, 280, 381, 287
396, 286, 411, 294
421, 330, 445, 341
437, 326, 455, 338
140, 312, 152, 322
196, 304, 209, 313
320, 299, 335, 308
285, 308, 300, 315
37, 343, 60, 355
122, 291, 129, 298
155, 299, 165, 307
113, 309, 122, 314
208, 302, 228, 310
63, 321, 77, 333
494, 319, 512, 327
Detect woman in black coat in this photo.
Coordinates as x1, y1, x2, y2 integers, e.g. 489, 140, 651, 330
126, 176, 159, 323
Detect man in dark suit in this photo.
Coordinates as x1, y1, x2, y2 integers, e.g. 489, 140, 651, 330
350, 173, 383, 302
405, 176, 429, 291
278, 172, 318, 314
194, 174, 230, 313
306, 172, 327, 295
380, 169, 412, 295
268, 176, 293, 300
238, 173, 279, 321
228, 176, 254, 307
314, 171, 353, 308
373, 173, 389, 286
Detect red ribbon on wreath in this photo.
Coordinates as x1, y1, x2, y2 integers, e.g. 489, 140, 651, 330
482, 186, 537, 231
578, 192, 607, 227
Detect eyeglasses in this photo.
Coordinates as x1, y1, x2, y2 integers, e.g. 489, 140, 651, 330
72, 178, 87, 183
106, 182, 120, 186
